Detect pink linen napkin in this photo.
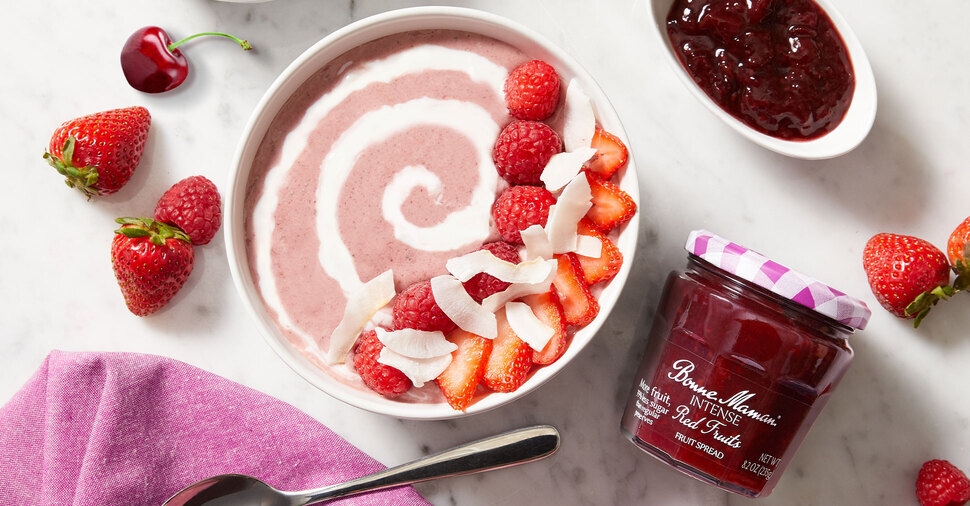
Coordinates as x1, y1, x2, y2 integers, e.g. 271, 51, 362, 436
0, 350, 430, 505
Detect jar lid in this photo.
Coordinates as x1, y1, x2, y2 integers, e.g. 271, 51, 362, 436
685, 230, 871, 330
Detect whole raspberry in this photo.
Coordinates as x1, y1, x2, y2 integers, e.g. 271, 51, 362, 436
464, 241, 522, 302
492, 186, 556, 244
352, 330, 412, 397
492, 121, 562, 185
154, 176, 222, 245
392, 280, 456, 333
504, 60, 561, 121
916, 459, 970, 506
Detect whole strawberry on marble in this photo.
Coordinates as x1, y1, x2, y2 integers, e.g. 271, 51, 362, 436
111, 218, 194, 316
43, 106, 151, 198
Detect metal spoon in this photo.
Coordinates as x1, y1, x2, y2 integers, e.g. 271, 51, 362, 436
162, 425, 560, 505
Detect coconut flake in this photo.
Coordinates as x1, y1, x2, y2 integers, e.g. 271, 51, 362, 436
481, 260, 558, 312
575, 234, 603, 259
521, 225, 553, 261
505, 301, 555, 351
540, 148, 598, 192
562, 79, 597, 152
326, 270, 396, 364
377, 348, 452, 388
545, 174, 593, 254
446, 250, 552, 284
430, 275, 498, 339
375, 327, 456, 359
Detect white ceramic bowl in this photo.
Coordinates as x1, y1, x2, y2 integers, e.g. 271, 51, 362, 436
648, 0, 876, 159
225, 7, 639, 420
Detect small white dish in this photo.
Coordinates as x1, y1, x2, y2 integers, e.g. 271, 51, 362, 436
648, 0, 876, 159
224, 7, 640, 420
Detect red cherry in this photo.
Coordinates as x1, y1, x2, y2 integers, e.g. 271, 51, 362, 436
120, 26, 252, 94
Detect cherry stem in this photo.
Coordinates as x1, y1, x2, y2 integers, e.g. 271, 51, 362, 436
168, 32, 252, 51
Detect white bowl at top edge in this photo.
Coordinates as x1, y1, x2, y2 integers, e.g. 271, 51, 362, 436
649, 0, 876, 160
224, 7, 640, 420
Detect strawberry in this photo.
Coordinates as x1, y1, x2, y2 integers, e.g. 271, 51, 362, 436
436, 329, 492, 411
463, 241, 521, 302
154, 176, 222, 245
492, 185, 557, 244
520, 291, 568, 365
483, 308, 533, 392
575, 219, 624, 284
504, 60, 561, 121
584, 173, 637, 233
492, 120, 563, 185
111, 217, 194, 316
948, 217, 970, 267
584, 127, 629, 180
43, 106, 151, 198
915, 459, 970, 506
393, 280, 456, 333
352, 329, 412, 397
551, 253, 599, 327
862, 233, 953, 326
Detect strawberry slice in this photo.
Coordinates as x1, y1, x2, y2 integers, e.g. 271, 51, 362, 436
483, 309, 533, 392
520, 291, 569, 365
551, 254, 599, 327
575, 219, 624, 284
584, 127, 628, 180
436, 329, 493, 411
585, 173, 636, 233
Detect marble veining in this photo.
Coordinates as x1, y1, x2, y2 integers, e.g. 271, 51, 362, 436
1, 0, 969, 504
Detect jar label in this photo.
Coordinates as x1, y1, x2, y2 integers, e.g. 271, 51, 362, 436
628, 339, 812, 490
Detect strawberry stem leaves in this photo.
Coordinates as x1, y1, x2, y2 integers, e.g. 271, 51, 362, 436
906, 252, 969, 328
115, 217, 191, 246
43, 136, 99, 199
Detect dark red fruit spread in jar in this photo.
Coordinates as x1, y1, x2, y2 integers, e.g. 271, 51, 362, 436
620, 231, 870, 497
666, 0, 854, 140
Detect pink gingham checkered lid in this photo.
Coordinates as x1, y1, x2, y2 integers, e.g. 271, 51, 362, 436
686, 230, 871, 330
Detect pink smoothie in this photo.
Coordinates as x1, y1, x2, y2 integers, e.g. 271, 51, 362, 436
244, 30, 532, 401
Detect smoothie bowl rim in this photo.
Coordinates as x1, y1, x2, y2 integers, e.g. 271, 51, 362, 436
224, 6, 641, 420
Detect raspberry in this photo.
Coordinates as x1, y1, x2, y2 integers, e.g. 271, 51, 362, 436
492, 186, 556, 244
154, 176, 222, 245
504, 60, 561, 121
392, 280, 456, 333
463, 241, 521, 302
916, 459, 970, 506
492, 121, 562, 185
352, 330, 412, 396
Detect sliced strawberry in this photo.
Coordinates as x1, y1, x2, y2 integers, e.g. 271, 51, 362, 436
575, 219, 624, 284
584, 127, 628, 180
483, 309, 533, 392
585, 173, 636, 233
520, 291, 569, 365
551, 253, 599, 327
436, 329, 492, 411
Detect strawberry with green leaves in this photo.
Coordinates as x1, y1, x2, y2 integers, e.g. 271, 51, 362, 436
862, 233, 954, 327
43, 106, 151, 198
111, 217, 194, 316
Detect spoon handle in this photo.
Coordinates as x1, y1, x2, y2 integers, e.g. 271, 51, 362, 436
296, 424, 560, 504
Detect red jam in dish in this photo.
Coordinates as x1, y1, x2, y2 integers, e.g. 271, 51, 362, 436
666, 0, 854, 140
620, 255, 855, 497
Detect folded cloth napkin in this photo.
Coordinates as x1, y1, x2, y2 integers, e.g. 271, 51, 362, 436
0, 351, 429, 505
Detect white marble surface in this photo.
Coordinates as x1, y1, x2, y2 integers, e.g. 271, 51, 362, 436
2, 0, 969, 504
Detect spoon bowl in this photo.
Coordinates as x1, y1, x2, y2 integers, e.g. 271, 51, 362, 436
648, 0, 876, 159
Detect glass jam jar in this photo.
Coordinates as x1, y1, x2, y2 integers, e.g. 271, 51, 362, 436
620, 230, 871, 497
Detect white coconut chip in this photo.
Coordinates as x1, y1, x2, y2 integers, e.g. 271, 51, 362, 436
520, 225, 553, 261
446, 250, 551, 284
481, 260, 558, 313
374, 327, 456, 359
575, 234, 603, 259
545, 174, 593, 254
540, 148, 598, 192
326, 270, 396, 364
430, 275, 498, 339
505, 301, 555, 352
377, 348, 452, 388
562, 79, 597, 152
